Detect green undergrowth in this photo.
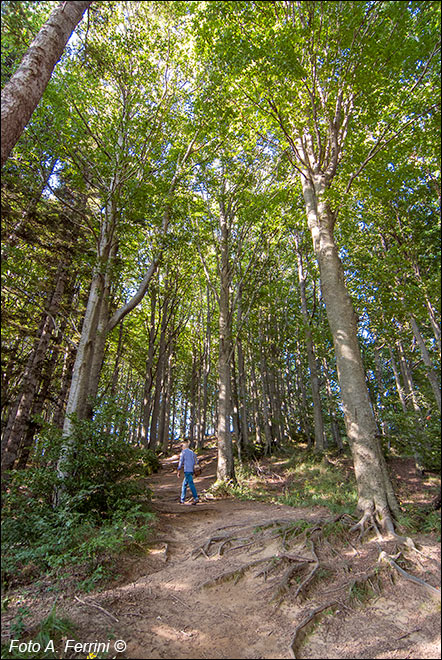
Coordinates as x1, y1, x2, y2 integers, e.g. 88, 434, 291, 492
204, 459, 279, 501
397, 503, 441, 540
208, 463, 271, 500
214, 447, 441, 541
277, 451, 358, 514
205, 448, 359, 516
1, 410, 160, 593
2, 502, 156, 591
204, 473, 267, 501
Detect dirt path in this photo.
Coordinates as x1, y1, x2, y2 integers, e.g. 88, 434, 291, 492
116, 447, 318, 659
59, 446, 439, 660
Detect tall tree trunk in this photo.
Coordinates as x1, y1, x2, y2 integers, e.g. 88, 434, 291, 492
1, 338, 21, 433
149, 299, 169, 451
237, 337, 249, 453
258, 329, 273, 455
235, 292, 249, 455
140, 290, 157, 448
409, 315, 441, 412
373, 345, 388, 439
1, 259, 68, 475
396, 336, 428, 474
60, 266, 106, 438
1, 1, 92, 167
52, 341, 76, 429
250, 359, 263, 449
267, 357, 283, 447
198, 286, 212, 449
284, 351, 297, 438
424, 296, 441, 355
295, 339, 314, 447
161, 352, 173, 453
277, 367, 291, 443
300, 172, 400, 530
397, 338, 421, 414
180, 398, 188, 439
231, 351, 242, 463
84, 239, 118, 418
322, 357, 343, 452
116, 367, 132, 439
16, 316, 69, 469
294, 231, 326, 451
110, 322, 125, 398
388, 345, 408, 414
170, 392, 177, 446
129, 381, 141, 446
189, 352, 198, 447
217, 202, 235, 482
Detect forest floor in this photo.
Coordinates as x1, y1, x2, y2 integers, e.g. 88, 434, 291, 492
2, 444, 441, 659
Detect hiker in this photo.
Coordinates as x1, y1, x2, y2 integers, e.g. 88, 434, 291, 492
177, 440, 200, 504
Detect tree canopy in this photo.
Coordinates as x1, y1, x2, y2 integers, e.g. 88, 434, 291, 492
1, 0, 440, 531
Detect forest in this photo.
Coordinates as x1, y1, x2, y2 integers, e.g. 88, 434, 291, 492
1, 1, 441, 659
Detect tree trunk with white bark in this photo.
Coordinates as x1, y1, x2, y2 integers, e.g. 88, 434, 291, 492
409, 315, 441, 412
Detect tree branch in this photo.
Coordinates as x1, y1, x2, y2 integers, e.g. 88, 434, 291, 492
345, 105, 439, 195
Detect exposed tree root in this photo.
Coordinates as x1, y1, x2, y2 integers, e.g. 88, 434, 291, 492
192, 511, 440, 659
292, 541, 320, 601
378, 551, 441, 600
351, 510, 384, 542
162, 542, 169, 563
191, 518, 308, 560
270, 561, 309, 605
289, 601, 338, 659
350, 509, 423, 558
275, 552, 316, 564
347, 569, 383, 603
199, 558, 270, 589
270, 541, 322, 608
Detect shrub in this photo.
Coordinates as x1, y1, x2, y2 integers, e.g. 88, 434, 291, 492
1, 410, 158, 588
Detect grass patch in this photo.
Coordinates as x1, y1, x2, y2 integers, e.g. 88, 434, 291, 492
205, 476, 268, 501
206, 450, 358, 516
277, 453, 358, 514
397, 504, 441, 540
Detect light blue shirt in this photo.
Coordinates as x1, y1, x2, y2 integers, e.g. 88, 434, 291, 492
178, 447, 198, 472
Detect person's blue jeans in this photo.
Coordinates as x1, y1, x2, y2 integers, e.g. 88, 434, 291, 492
181, 472, 198, 502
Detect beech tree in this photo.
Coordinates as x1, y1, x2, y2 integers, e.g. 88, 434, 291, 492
1, 0, 92, 167
1, 1, 440, 526
52, 2, 202, 489
193, 0, 440, 532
